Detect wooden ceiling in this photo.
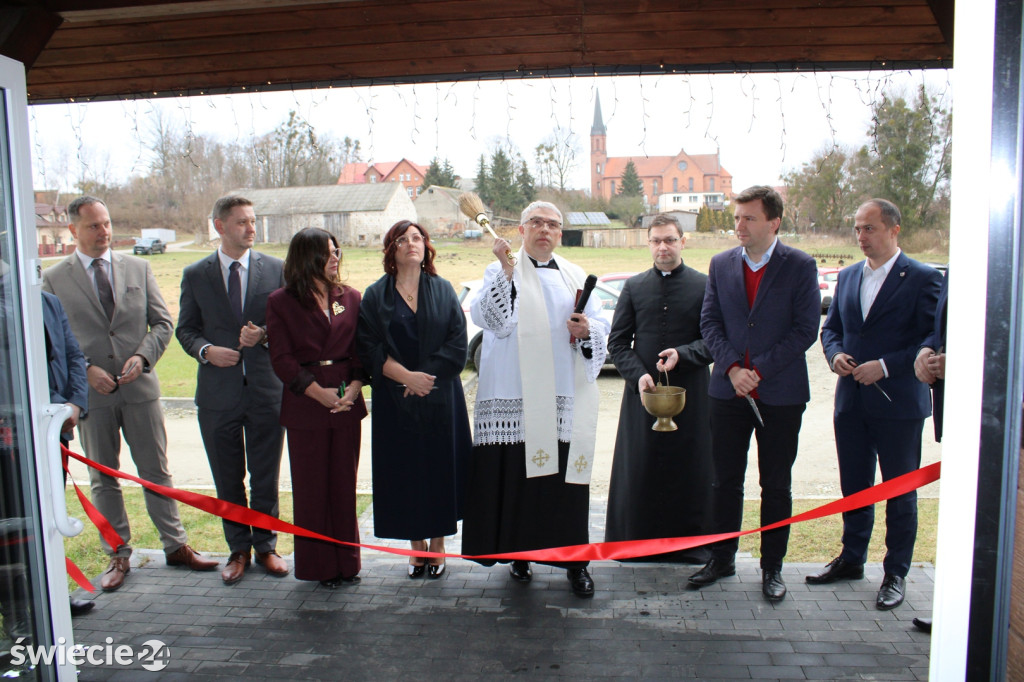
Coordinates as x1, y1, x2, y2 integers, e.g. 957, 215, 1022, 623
2, 0, 954, 104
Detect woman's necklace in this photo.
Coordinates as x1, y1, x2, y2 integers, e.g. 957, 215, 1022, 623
396, 281, 417, 303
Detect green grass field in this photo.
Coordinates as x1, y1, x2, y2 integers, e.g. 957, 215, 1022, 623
117, 233, 947, 397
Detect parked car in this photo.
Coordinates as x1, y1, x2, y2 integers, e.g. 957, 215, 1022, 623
458, 278, 620, 372
818, 267, 840, 314
598, 272, 637, 293
133, 237, 166, 255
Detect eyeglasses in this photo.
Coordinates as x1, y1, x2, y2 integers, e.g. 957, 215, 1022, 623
329, 248, 342, 258
395, 234, 425, 247
648, 237, 680, 246
525, 217, 562, 231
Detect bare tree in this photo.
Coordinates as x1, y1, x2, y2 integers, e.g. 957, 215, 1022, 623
534, 126, 580, 191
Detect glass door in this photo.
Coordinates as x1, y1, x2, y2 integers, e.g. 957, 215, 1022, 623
0, 54, 80, 680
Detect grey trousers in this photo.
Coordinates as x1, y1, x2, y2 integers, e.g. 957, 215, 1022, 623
78, 397, 188, 556
198, 392, 285, 555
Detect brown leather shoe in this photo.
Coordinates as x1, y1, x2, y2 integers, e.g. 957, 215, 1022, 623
100, 556, 130, 592
221, 551, 250, 585
165, 544, 219, 572
255, 550, 290, 577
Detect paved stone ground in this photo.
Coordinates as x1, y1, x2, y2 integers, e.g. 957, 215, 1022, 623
67, 500, 933, 680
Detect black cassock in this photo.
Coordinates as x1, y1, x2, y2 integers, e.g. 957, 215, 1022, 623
604, 262, 714, 562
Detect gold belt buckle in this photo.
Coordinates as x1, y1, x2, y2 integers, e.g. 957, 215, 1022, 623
318, 360, 334, 366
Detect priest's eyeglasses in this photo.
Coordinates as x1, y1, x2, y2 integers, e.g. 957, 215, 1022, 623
525, 217, 562, 231
648, 237, 680, 246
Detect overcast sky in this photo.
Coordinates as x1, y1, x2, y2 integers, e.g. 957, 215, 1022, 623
27, 69, 951, 195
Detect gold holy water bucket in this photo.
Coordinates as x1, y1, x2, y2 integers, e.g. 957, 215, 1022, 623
641, 383, 687, 432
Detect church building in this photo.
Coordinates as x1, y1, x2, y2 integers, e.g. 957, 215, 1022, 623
590, 94, 734, 212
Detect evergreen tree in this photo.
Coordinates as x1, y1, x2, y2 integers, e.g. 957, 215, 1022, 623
420, 156, 459, 191
516, 157, 536, 204
618, 160, 643, 197
475, 154, 490, 205
487, 148, 520, 218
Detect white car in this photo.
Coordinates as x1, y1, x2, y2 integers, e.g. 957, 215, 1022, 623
458, 279, 620, 371
818, 267, 840, 315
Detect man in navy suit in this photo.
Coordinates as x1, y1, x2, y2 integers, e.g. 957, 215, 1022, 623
692, 185, 821, 602
910, 268, 947, 632
176, 195, 287, 586
42, 291, 93, 616
811, 199, 942, 611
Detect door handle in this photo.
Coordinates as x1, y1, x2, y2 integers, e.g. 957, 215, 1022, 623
42, 403, 84, 537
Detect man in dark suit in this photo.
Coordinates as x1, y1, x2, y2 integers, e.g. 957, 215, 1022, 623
910, 268, 948, 632
605, 213, 713, 562
811, 199, 942, 611
42, 291, 93, 615
43, 196, 217, 592
692, 185, 821, 602
176, 195, 287, 585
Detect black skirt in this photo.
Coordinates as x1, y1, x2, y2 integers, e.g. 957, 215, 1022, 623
461, 441, 589, 569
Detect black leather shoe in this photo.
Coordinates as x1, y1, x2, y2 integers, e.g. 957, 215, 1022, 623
805, 556, 865, 584
427, 562, 446, 579
509, 561, 532, 582
876, 574, 905, 610
762, 569, 787, 602
69, 598, 95, 616
567, 567, 595, 597
688, 558, 736, 587
408, 563, 426, 579
912, 617, 932, 633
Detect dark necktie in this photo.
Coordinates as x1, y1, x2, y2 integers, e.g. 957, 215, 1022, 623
92, 259, 115, 321
228, 261, 243, 324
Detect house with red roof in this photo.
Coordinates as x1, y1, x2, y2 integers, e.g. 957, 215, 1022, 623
590, 94, 733, 212
337, 158, 428, 199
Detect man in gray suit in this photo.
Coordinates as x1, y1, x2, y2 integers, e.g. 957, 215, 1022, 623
43, 196, 217, 592
176, 195, 288, 585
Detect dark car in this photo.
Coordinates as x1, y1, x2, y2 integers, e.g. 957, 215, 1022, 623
133, 237, 166, 255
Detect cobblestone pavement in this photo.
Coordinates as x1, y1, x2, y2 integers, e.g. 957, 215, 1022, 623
67, 499, 933, 680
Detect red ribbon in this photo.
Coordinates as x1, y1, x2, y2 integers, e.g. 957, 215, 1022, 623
60, 444, 939, 566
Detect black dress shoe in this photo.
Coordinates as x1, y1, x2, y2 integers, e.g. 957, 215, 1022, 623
762, 569, 787, 602
69, 598, 95, 616
913, 617, 932, 633
567, 567, 595, 597
876, 574, 905, 610
805, 556, 865, 584
320, 574, 361, 589
688, 558, 736, 587
509, 561, 532, 582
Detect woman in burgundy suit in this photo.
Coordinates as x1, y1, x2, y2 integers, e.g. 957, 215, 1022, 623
266, 228, 368, 587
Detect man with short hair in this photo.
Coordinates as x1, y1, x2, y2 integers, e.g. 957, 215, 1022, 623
811, 199, 942, 611
693, 185, 821, 602
461, 201, 608, 597
43, 196, 217, 591
176, 195, 288, 585
605, 214, 713, 562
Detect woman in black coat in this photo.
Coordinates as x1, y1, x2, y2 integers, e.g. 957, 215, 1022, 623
357, 221, 472, 579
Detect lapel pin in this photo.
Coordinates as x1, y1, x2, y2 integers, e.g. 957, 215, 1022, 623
332, 301, 345, 316
900, 272, 906, 277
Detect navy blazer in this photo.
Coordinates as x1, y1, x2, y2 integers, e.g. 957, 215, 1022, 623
821, 252, 942, 419
176, 250, 285, 409
42, 290, 88, 418
700, 240, 821, 405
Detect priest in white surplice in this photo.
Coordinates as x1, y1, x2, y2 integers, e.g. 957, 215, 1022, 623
461, 201, 607, 597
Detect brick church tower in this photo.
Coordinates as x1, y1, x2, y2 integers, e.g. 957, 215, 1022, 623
590, 93, 607, 198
